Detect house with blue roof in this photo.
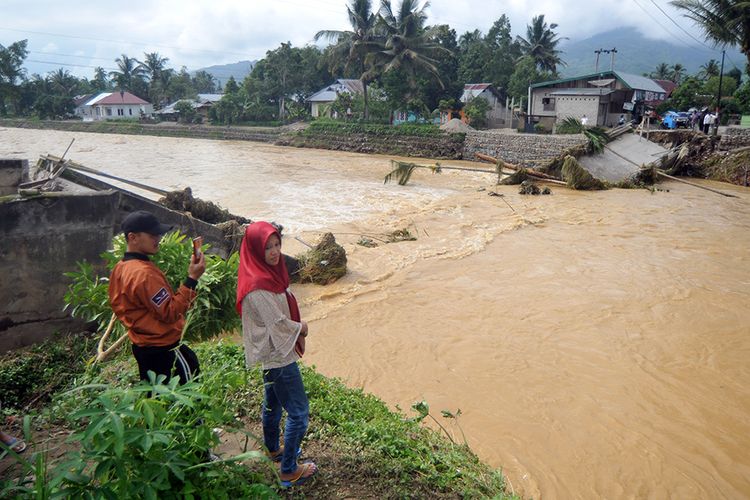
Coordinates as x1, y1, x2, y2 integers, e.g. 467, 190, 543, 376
528, 70, 668, 129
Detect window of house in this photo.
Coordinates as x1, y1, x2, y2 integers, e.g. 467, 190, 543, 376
542, 97, 556, 111
117, 109, 124, 116
106, 108, 112, 116
129, 109, 133, 115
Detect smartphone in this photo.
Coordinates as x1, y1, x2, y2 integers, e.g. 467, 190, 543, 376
192, 236, 203, 257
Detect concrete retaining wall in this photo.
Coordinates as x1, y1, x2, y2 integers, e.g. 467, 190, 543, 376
463, 131, 588, 166
0, 191, 119, 352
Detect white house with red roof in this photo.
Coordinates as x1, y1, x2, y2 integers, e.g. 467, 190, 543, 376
75, 91, 153, 121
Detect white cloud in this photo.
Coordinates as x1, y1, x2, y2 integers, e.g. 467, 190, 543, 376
0, 0, 707, 78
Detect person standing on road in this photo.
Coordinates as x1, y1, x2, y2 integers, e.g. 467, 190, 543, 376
109, 210, 205, 384
236, 221, 318, 488
703, 111, 711, 134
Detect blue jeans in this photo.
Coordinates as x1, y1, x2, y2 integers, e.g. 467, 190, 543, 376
262, 362, 309, 474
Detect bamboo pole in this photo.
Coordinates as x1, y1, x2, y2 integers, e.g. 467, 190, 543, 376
64, 160, 170, 196
653, 170, 738, 198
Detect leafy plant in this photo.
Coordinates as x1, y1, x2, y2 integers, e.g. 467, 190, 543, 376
5, 369, 273, 499
556, 116, 610, 153
64, 232, 241, 341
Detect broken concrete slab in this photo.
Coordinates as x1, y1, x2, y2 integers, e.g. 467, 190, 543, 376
579, 133, 669, 182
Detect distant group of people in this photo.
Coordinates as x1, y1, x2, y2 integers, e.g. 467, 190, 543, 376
108, 211, 317, 488
690, 109, 717, 134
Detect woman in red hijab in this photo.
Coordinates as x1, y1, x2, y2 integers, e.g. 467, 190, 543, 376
236, 221, 317, 487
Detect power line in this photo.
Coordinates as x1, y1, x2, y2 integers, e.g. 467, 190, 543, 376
26, 59, 117, 71
647, 0, 718, 51
629, 0, 696, 50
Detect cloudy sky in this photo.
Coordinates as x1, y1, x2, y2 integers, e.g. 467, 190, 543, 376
1, 0, 707, 79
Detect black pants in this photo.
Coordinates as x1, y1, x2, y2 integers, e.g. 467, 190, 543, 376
132, 342, 200, 385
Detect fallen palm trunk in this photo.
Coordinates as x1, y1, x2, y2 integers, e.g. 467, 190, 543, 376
475, 153, 567, 185
384, 160, 499, 185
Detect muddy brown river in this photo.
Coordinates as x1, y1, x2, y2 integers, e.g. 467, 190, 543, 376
3, 128, 750, 499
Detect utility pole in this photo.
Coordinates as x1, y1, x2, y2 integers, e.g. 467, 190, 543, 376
713, 49, 725, 137
610, 48, 617, 71
595, 48, 604, 73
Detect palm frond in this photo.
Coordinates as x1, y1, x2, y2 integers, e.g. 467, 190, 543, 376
384, 160, 418, 185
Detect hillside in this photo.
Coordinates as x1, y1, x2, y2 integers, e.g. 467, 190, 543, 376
558, 27, 743, 77
193, 60, 256, 88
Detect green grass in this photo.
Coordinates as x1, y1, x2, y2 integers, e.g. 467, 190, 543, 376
1, 339, 513, 498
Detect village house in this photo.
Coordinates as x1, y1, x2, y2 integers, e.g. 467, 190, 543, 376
156, 93, 224, 121
460, 83, 516, 128
528, 70, 668, 129
74, 91, 154, 121
307, 79, 363, 118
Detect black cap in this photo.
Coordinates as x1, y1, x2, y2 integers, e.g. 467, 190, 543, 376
121, 210, 173, 236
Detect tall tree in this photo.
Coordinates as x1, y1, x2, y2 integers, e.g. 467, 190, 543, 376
375, 0, 451, 95
315, 0, 380, 119
670, 63, 687, 84
192, 70, 217, 93
517, 15, 566, 74
48, 68, 79, 96
141, 52, 170, 106
109, 54, 146, 95
650, 62, 671, 79
671, 0, 750, 68
259, 42, 304, 120
0, 39, 29, 116
92, 66, 109, 92
698, 59, 720, 79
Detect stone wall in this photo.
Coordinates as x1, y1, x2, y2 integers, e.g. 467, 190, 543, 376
463, 131, 588, 166
719, 127, 750, 150
276, 131, 466, 159
0, 191, 119, 352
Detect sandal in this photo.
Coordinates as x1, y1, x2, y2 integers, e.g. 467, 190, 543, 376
280, 462, 317, 488
3, 437, 27, 454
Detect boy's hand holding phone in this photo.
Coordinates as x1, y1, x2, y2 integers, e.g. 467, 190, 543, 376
188, 237, 206, 280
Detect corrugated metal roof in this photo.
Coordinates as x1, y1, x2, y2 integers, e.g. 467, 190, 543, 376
531, 70, 665, 93
308, 79, 364, 102
197, 93, 224, 103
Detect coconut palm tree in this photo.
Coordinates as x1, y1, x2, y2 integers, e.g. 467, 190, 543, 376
670, 0, 750, 68
109, 54, 146, 93
48, 68, 78, 96
670, 63, 687, 84
698, 58, 720, 79
141, 52, 170, 107
375, 0, 450, 90
315, 0, 380, 119
650, 62, 671, 79
516, 15, 566, 74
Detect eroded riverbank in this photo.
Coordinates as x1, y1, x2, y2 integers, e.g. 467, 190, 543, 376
2, 127, 749, 499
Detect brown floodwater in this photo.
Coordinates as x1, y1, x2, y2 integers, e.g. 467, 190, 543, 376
3, 127, 750, 499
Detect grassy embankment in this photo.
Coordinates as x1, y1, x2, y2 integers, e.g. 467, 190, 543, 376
0, 333, 516, 499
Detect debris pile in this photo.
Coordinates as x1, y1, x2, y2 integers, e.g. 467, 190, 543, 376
518, 180, 551, 195
293, 233, 347, 285
159, 187, 251, 225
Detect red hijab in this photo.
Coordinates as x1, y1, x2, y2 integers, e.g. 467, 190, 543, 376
236, 222, 300, 323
